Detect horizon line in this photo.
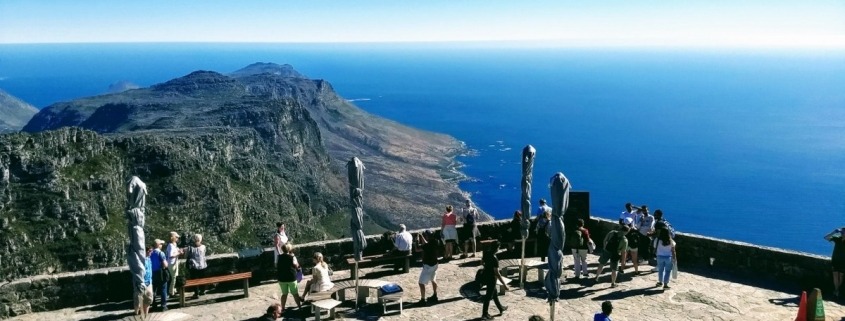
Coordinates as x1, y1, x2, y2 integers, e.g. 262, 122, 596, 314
2, 40, 845, 51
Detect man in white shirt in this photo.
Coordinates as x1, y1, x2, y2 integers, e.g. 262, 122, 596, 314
619, 203, 638, 226
391, 224, 413, 270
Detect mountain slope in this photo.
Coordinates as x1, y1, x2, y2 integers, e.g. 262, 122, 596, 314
5, 63, 478, 279
0, 89, 39, 133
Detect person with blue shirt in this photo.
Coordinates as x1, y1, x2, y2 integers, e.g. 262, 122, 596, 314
593, 301, 613, 321
151, 239, 170, 311
135, 247, 154, 315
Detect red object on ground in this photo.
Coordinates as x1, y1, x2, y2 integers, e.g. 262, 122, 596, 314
794, 291, 807, 321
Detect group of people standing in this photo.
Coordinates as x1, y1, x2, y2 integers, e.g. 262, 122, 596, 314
136, 231, 208, 314
594, 203, 677, 289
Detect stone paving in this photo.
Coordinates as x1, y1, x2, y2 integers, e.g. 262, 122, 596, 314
7, 252, 845, 321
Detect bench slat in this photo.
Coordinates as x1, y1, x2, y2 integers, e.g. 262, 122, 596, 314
185, 272, 251, 287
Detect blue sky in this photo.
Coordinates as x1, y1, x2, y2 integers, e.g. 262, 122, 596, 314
1, 1, 844, 48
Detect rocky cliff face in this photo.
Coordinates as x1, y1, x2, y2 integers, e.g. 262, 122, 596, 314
2, 63, 476, 280
0, 90, 39, 134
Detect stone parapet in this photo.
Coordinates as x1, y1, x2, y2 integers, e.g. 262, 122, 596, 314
0, 217, 833, 319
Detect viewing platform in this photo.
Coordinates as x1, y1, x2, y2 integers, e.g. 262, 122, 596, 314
2, 217, 844, 320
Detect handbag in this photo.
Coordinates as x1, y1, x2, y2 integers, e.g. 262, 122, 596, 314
672, 259, 679, 280
295, 268, 304, 283
587, 239, 596, 253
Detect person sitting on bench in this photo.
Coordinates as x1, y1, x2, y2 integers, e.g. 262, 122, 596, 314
302, 252, 334, 301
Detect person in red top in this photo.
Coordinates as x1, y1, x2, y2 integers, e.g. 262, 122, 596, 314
441, 205, 458, 261
572, 219, 592, 278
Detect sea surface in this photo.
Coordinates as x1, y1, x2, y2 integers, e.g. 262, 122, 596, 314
1, 43, 844, 255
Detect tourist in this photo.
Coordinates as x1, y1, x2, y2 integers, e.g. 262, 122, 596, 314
622, 218, 640, 274
480, 241, 508, 321
653, 209, 675, 238
150, 239, 170, 311
186, 234, 208, 299
506, 210, 522, 252
620, 203, 638, 226
461, 200, 480, 258
392, 224, 413, 270
825, 227, 845, 298
593, 301, 613, 321
637, 207, 655, 263
273, 222, 289, 268
536, 209, 551, 261
536, 199, 552, 217
135, 247, 154, 315
276, 243, 302, 312
301, 252, 334, 300
165, 231, 183, 297
416, 230, 441, 305
572, 219, 591, 278
655, 228, 677, 290
441, 205, 459, 260
260, 303, 283, 321
594, 226, 629, 288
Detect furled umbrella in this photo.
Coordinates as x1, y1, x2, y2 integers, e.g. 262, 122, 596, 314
544, 172, 570, 321
347, 157, 367, 308
126, 176, 147, 316
519, 145, 536, 288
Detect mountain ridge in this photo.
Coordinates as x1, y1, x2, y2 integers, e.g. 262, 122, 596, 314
2, 63, 483, 279
0, 89, 39, 133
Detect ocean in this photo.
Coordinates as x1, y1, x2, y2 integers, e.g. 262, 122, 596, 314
1, 43, 844, 255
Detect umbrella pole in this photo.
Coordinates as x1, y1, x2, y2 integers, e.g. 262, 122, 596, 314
519, 239, 526, 288
354, 261, 359, 309
550, 301, 556, 321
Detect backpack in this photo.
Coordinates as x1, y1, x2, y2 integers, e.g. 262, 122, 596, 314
465, 210, 476, 224
604, 231, 622, 255
567, 228, 585, 248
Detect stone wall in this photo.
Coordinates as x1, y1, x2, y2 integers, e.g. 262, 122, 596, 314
0, 215, 834, 319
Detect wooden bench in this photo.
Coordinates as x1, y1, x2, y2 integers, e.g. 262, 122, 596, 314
346, 254, 411, 279
180, 272, 251, 307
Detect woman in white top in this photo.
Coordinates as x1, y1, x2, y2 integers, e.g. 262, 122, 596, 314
273, 222, 289, 267
654, 228, 677, 290
165, 231, 183, 297
302, 252, 333, 300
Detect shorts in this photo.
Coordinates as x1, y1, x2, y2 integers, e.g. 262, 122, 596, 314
279, 281, 298, 295
419, 264, 438, 285
626, 246, 638, 252
598, 251, 620, 271
461, 224, 480, 242
442, 225, 458, 241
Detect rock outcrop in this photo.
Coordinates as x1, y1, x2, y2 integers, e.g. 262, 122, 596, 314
0, 90, 38, 134
1, 63, 478, 280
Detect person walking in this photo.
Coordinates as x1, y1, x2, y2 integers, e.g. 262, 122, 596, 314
480, 241, 508, 320
825, 227, 845, 298
273, 222, 289, 268
276, 243, 302, 312
461, 200, 480, 258
165, 231, 183, 297
441, 205, 459, 260
622, 218, 640, 274
186, 234, 208, 299
655, 228, 677, 290
416, 230, 441, 305
150, 239, 170, 311
594, 226, 629, 288
571, 219, 591, 278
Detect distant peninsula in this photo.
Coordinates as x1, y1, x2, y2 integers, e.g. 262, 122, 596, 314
0, 89, 38, 133
0, 63, 483, 279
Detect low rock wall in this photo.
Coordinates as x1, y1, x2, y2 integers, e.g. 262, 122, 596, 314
0, 217, 833, 318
